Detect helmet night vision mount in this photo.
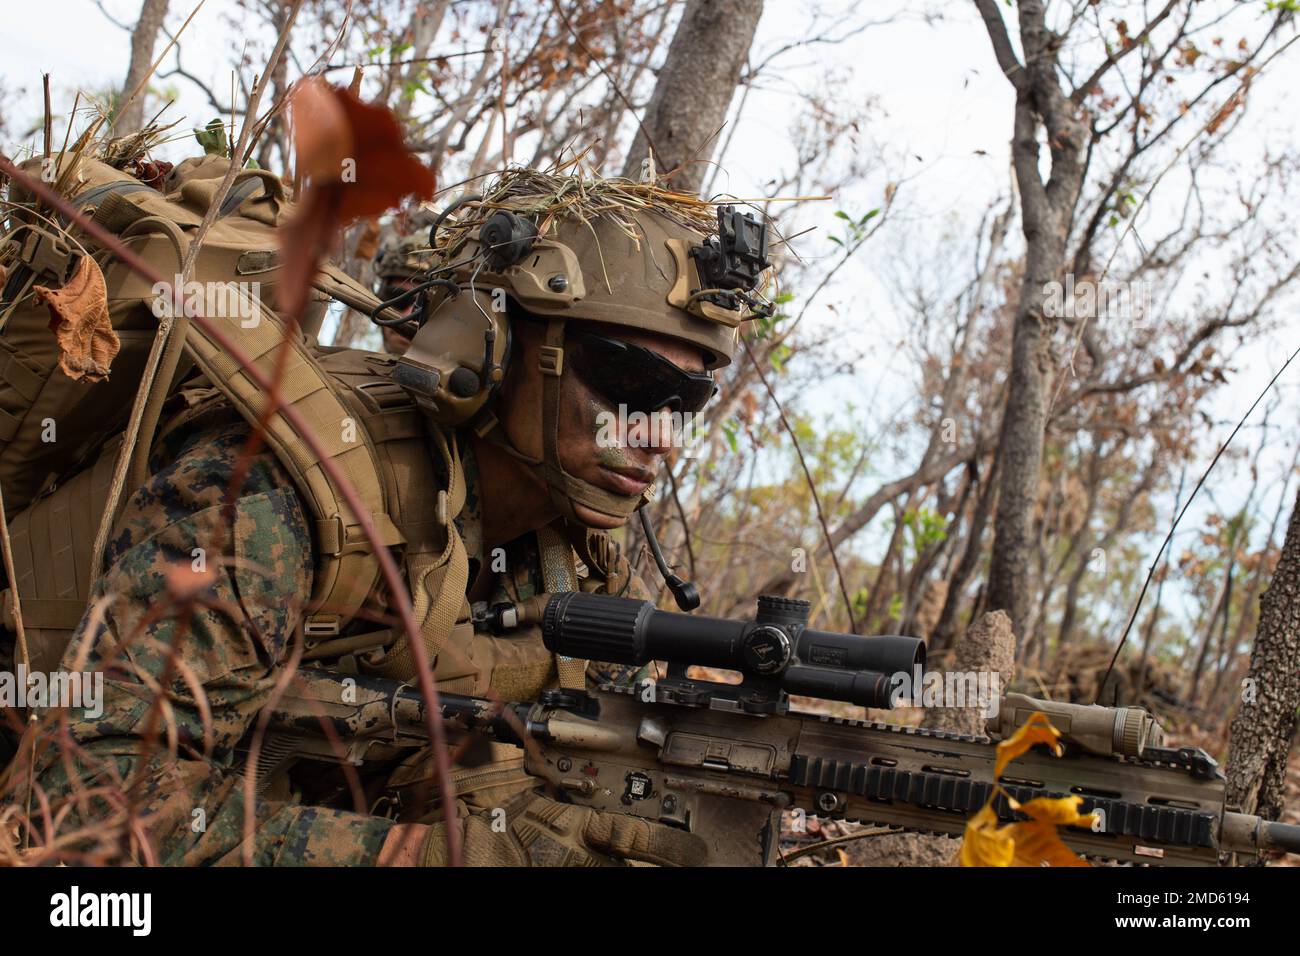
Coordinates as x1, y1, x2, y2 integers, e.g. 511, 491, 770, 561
688, 204, 773, 317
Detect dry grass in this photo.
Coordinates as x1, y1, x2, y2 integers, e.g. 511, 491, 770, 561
428, 162, 759, 266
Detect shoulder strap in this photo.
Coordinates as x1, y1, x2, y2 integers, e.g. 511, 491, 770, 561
181, 306, 403, 636
362, 425, 471, 680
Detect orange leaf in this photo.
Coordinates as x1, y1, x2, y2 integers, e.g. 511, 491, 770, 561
287, 78, 435, 219
1006, 796, 1096, 867
34, 256, 120, 383
354, 218, 382, 260
290, 77, 354, 183
279, 80, 436, 321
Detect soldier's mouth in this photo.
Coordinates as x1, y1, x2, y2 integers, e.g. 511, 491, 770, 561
597, 465, 653, 495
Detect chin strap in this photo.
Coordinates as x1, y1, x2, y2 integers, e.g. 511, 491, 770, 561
476, 317, 651, 525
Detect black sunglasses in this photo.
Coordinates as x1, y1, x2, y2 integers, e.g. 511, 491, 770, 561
566, 331, 716, 416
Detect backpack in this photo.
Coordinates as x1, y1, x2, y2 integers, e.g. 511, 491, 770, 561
0, 152, 469, 676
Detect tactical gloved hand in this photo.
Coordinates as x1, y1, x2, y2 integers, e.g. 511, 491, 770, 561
420, 790, 707, 867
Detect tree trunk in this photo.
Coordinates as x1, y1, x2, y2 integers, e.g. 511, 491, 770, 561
1188, 552, 1233, 702
984, 105, 1061, 644
1134, 578, 1164, 700
112, 0, 171, 138
621, 0, 763, 194
862, 500, 906, 631
1225, 485, 1300, 827
932, 457, 998, 651
1218, 451, 1298, 705
976, 0, 1087, 641
254, 0, 295, 173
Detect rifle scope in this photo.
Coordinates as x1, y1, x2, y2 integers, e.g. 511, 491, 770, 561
542, 592, 924, 710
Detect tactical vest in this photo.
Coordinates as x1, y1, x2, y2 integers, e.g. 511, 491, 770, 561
2, 342, 590, 703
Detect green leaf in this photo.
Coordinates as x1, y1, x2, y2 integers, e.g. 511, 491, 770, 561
769, 344, 791, 373
194, 118, 228, 156
722, 419, 739, 453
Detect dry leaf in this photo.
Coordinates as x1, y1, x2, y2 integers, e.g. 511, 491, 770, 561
958, 803, 1015, 867
163, 559, 218, 602
959, 711, 1095, 868
1206, 85, 1247, 136
278, 79, 436, 321
34, 256, 120, 383
1003, 795, 1096, 867
355, 218, 382, 260
290, 78, 354, 183
993, 711, 1064, 778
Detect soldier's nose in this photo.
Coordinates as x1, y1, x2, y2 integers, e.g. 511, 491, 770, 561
624, 407, 677, 456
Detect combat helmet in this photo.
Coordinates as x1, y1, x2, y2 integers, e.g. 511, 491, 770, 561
373, 231, 436, 282
389, 167, 774, 526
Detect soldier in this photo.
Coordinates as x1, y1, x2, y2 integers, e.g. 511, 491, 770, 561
7, 169, 770, 867
371, 232, 433, 355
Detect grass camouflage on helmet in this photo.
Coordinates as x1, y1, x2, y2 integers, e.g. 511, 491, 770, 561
373, 231, 437, 282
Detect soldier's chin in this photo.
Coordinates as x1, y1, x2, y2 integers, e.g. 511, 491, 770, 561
571, 501, 626, 531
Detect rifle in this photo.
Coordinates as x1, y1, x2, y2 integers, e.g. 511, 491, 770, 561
262, 592, 1300, 866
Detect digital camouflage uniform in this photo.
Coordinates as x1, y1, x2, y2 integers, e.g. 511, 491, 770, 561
25, 410, 651, 865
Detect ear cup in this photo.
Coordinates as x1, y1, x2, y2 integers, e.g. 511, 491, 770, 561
394, 288, 510, 425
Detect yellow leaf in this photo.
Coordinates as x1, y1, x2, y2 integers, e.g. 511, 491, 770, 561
1007, 795, 1096, 867
960, 712, 1093, 868
1019, 793, 1095, 827
958, 803, 1015, 867
1006, 821, 1093, 867
993, 710, 1063, 779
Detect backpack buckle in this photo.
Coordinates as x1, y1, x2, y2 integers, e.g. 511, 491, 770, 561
18, 229, 80, 285
538, 345, 564, 377
304, 615, 341, 639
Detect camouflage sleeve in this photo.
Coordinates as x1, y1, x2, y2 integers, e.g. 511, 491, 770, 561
28, 420, 395, 865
